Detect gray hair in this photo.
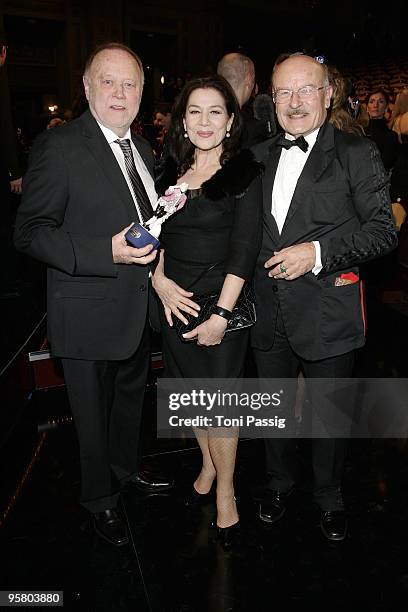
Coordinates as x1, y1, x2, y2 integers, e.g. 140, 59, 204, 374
84, 41, 144, 88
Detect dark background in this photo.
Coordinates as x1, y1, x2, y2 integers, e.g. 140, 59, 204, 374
1, 0, 408, 134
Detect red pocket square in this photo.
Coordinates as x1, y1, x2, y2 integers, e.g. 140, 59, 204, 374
334, 272, 359, 286
340, 272, 359, 283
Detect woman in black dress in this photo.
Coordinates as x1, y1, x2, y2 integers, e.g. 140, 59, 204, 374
152, 76, 263, 546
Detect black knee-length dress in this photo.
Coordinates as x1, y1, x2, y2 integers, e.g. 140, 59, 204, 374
156, 149, 264, 378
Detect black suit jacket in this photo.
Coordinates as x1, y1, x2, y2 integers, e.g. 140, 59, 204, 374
0, 70, 22, 181
251, 122, 397, 360
14, 110, 155, 360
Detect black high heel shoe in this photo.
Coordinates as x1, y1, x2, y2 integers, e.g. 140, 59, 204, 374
184, 484, 213, 508
216, 521, 240, 551
214, 496, 240, 550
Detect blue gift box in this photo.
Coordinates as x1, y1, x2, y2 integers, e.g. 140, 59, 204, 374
125, 222, 160, 250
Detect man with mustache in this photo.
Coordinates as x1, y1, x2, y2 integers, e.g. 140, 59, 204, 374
251, 54, 397, 540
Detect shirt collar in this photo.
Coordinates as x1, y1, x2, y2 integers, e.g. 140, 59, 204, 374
96, 120, 132, 145
285, 127, 320, 148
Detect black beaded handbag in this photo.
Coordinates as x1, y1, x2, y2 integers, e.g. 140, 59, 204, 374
173, 262, 256, 342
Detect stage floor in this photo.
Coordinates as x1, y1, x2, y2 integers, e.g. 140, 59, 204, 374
1, 269, 408, 610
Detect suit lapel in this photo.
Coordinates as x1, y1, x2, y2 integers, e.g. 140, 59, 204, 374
281, 122, 336, 234
80, 111, 140, 219
262, 145, 281, 243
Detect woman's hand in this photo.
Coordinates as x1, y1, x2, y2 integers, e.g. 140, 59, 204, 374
182, 314, 228, 346
152, 271, 200, 326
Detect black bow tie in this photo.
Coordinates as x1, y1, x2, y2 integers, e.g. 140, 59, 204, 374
277, 134, 309, 153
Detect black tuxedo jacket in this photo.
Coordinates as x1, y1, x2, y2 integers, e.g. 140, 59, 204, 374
14, 110, 155, 360
251, 122, 397, 360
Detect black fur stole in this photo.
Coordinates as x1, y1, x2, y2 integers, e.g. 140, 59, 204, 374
155, 149, 264, 200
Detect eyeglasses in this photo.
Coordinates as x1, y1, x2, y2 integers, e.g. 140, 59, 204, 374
273, 85, 328, 103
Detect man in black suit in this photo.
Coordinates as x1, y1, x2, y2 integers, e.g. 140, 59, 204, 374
0, 43, 22, 195
14, 42, 172, 546
251, 54, 397, 541
0, 42, 24, 297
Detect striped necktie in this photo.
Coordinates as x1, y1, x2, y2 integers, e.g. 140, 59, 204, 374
115, 139, 154, 223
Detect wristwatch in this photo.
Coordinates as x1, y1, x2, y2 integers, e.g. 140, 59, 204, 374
212, 305, 233, 321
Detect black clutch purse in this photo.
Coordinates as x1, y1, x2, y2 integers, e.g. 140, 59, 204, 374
174, 280, 256, 342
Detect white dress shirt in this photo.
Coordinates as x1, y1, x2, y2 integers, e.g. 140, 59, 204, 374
97, 122, 157, 223
272, 128, 322, 274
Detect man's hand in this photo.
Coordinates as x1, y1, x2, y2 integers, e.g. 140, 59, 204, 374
265, 242, 316, 280
112, 224, 157, 265
10, 177, 22, 194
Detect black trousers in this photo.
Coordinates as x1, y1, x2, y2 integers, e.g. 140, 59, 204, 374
253, 307, 354, 511
62, 325, 150, 513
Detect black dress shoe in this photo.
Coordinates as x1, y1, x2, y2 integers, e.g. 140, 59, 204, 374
320, 510, 348, 541
128, 470, 174, 493
258, 487, 294, 524
216, 521, 240, 551
93, 508, 129, 547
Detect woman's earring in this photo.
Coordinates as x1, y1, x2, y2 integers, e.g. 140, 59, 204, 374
184, 132, 188, 138
225, 131, 231, 138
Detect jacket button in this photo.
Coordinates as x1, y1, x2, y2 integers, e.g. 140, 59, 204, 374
139, 284, 147, 292
272, 285, 278, 293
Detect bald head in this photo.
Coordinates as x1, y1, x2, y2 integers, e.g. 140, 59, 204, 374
272, 54, 332, 137
273, 54, 329, 90
217, 52, 255, 107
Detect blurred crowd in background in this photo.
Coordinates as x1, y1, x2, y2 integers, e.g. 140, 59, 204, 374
2, 43, 408, 299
